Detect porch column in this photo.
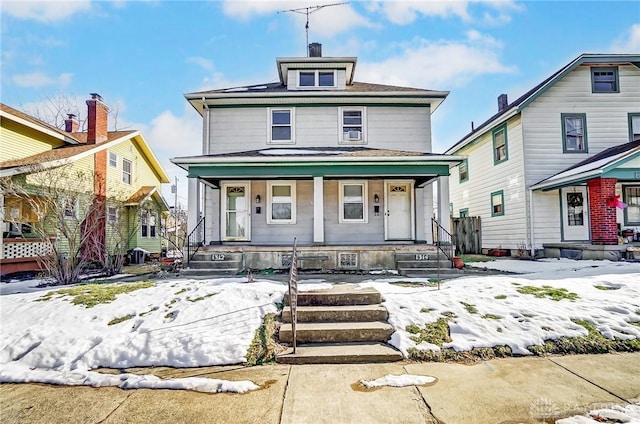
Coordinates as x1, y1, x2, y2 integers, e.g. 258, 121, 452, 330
437, 176, 451, 234
187, 177, 202, 244
313, 176, 325, 244
587, 177, 618, 245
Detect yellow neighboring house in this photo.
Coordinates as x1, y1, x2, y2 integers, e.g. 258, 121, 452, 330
0, 94, 170, 277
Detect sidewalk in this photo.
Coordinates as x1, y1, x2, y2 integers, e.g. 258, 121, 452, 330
1, 353, 638, 423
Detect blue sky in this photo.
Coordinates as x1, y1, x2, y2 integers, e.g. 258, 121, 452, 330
1, 0, 639, 207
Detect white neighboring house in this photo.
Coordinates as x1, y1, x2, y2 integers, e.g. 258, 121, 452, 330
171, 44, 463, 271
446, 53, 640, 259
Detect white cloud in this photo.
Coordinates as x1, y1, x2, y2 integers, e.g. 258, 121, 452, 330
357, 33, 516, 89
186, 56, 214, 71
1, 0, 92, 22
611, 24, 640, 53
12, 72, 73, 88
367, 0, 471, 24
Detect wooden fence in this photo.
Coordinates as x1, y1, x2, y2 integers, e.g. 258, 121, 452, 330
451, 217, 482, 255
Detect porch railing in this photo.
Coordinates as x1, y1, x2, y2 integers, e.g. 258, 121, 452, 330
186, 217, 205, 264
432, 218, 455, 263
288, 238, 299, 353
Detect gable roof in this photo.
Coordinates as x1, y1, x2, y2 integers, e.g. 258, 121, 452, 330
530, 139, 640, 191
0, 103, 80, 145
445, 53, 640, 154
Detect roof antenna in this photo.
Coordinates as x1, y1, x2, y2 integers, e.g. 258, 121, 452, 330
278, 2, 349, 56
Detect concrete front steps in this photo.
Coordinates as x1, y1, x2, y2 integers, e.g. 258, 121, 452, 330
180, 251, 242, 276
395, 251, 462, 278
276, 285, 402, 364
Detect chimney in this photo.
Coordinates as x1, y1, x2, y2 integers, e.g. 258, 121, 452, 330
308, 42, 322, 58
498, 93, 508, 112
86, 93, 109, 144
65, 113, 79, 133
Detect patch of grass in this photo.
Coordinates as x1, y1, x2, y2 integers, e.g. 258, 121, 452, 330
108, 314, 134, 326
541, 326, 553, 331
420, 307, 434, 313
516, 285, 578, 301
408, 345, 513, 362
165, 299, 177, 308
187, 293, 217, 303
511, 282, 521, 286
593, 285, 619, 291
459, 255, 493, 263
36, 281, 154, 308
440, 311, 457, 319
246, 313, 284, 365
164, 312, 175, 320
405, 318, 452, 347
139, 306, 159, 317
494, 294, 507, 300
482, 314, 500, 320
522, 313, 536, 318
174, 288, 187, 295
389, 281, 428, 288
629, 321, 640, 328
460, 302, 478, 314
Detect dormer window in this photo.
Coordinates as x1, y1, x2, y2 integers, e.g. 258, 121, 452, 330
297, 70, 336, 88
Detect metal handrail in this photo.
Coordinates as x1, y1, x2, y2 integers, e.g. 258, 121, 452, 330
287, 238, 299, 353
432, 217, 455, 263
186, 217, 205, 264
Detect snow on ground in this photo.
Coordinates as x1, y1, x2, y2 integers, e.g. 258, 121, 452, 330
360, 374, 436, 388
557, 402, 640, 423
1, 258, 639, 392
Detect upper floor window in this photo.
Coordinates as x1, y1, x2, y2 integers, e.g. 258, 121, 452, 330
108, 151, 118, 168
562, 113, 588, 153
298, 70, 336, 88
269, 108, 294, 144
267, 181, 296, 224
62, 197, 77, 219
459, 159, 469, 183
591, 67, 619, 93
459, 208, 469, 218
629, 113, 640, 141
491, 190, 504, 217
122, 158, 132, 185
339, 181, 368, 223
492, 124, 508, 164
340, 108, 365, 143
107, 206, 118, 223
624, 186, 640, 225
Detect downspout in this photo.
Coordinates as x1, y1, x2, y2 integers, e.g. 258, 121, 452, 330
203, 98, 210, 155
528, 187, 536, 257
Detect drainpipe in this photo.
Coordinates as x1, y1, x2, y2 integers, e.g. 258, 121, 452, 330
528, 188, 536, 257
203, 98, 210, 155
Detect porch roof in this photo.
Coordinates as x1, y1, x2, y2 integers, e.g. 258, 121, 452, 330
530, 140, 640, 191
171, 147, 464, 186
125, 186, 170, 211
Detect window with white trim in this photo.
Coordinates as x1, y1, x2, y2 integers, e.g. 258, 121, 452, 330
107, 206, 118, 223
62, 197, 77, 219
297, 70, 336, 88
340, 107, 365, 144
122, 158, 132, 185
140, 212, 157, 238
267, 181, 296, 224
339, 181, 368, 223
108, 151, 118, 168
269, 108, 294, 143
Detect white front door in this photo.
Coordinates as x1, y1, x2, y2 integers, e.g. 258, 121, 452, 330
385, 181, 414, 240
221, 182, 250, 241
561, 187, 590, 241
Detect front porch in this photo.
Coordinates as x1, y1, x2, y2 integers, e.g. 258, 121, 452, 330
543, 241, 640, 261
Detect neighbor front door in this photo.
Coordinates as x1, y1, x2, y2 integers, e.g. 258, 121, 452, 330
385, 181, 413, 240
561, 187, 590, 241
222, 182, 250, 241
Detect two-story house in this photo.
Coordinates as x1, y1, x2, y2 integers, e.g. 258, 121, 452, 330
446, 54, 640, 260
1, 94, 170, 277
172, 44, 463, 272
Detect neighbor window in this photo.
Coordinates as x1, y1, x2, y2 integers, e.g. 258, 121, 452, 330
562, 113, 588, 153
459, 159, 469, 183
624, 186, 640, 225
141, 213, 156, 238
298, 70, 336, 88
267, 181, 296, 224
62, 197, 77, 219
591, 67, 619, 93
108, 151, 118, 168
459, 208, 469, 218
107, 206, 118, 223
629, 113, 640, 141
269, 108, 294, 143
492, 124, 508, 164
122, 158, 132, 184
340, 108, 365, 143
339, 181, 367, 223
491, 190, 504, 217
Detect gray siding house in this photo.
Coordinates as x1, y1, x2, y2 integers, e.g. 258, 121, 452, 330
172, 44, 462, 271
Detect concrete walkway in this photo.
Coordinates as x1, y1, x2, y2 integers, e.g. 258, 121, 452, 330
1, 353, 639, 424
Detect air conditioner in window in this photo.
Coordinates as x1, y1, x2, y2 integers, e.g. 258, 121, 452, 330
343, 130, 362, 141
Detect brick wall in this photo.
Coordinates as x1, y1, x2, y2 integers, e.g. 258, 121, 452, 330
587, 177, 618, 245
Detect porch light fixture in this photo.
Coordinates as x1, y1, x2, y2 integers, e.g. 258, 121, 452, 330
256, 194, 261, 204
374, 194, 379, 204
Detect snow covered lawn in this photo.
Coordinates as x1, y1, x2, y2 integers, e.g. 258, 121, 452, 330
1, 258, 639, 392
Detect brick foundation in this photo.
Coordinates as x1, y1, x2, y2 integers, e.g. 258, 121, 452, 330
587, 178, 618, 245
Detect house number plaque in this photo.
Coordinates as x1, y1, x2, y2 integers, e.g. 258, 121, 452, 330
415, 254, 429, 261
212, 254, 225, 261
